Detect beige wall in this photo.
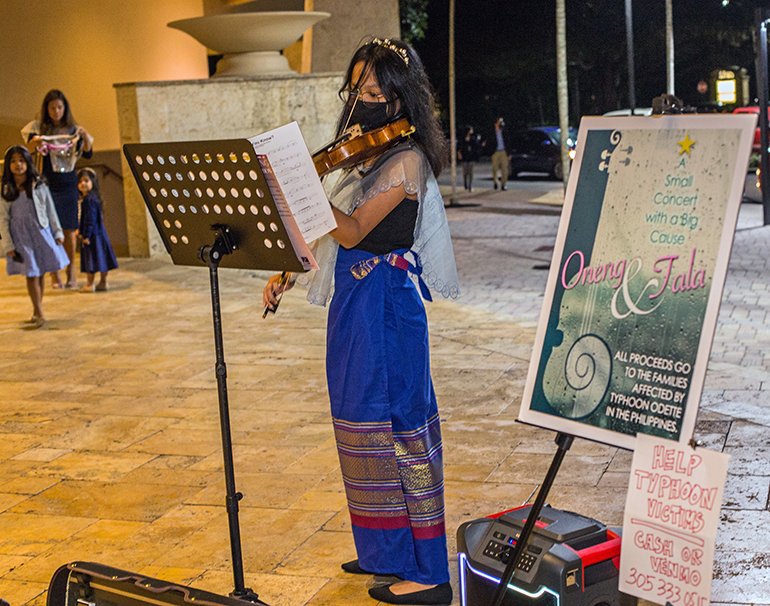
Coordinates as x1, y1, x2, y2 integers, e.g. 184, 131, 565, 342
0, 0, 209, 155
0, 0, 401, 258
0, 0, 400, 155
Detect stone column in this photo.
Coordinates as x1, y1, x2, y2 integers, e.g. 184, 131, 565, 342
115, 85, 155, 258
311, 0, 400, 73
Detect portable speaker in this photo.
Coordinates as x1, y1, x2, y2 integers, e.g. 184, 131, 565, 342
457, 505, 622, 606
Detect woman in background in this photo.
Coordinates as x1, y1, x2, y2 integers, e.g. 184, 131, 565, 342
23, 89, 93, 289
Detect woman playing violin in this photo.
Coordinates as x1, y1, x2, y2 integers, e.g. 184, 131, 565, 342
263, 37, 458, 606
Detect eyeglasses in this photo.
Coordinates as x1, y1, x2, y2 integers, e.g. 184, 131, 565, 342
342, 88, 390, 109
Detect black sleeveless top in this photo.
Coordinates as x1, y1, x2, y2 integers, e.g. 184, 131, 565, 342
347, 197, 418, 255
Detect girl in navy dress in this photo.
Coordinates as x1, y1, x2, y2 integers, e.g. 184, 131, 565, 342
0, 146, 70, 328
76, 168, 117, 292
23, 89, 93, 289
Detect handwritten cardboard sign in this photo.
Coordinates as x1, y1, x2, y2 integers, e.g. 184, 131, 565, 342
519, 114, 756, 449
620, 434, 729, 605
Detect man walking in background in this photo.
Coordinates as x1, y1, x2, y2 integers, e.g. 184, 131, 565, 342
491, 117, 509, 190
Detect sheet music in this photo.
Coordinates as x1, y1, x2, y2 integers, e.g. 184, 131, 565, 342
249, 122, 337, 243
257, 155, 319, 271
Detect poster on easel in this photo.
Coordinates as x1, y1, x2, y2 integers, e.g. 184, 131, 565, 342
519, 114, 757, 450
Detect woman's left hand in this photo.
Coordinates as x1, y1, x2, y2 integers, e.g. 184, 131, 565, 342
55, 238, 64, 245
28, 135, 47, 155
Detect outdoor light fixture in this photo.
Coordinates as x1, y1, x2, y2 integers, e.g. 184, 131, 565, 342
710, 68, 746, 106
716, 78, 737, 104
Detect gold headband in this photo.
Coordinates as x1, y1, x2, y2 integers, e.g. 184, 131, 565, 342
372, 38, 409, 66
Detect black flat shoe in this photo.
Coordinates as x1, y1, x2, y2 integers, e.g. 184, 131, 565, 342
368, 582, 452, 605
341, 559, 400, 577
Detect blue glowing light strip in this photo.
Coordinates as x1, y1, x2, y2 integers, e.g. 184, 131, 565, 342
457, 553, 560, 606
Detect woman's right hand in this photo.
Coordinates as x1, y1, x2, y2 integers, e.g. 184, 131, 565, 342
27, 135, 46, 155
262, 273, 293, 309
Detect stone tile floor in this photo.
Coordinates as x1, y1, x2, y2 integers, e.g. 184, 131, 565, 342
0, 261, 557, 606
0, 174, 767, 605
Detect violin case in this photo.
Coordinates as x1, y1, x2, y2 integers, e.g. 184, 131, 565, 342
46, 562, 254, 606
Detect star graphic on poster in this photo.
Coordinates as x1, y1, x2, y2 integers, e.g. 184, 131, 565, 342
678, 134, 696, 156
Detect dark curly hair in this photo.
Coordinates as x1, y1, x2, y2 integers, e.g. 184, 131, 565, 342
336, 37, 448, 178
2, 146, 43, 201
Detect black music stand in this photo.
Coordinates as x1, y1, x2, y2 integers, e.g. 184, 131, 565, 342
124, 140, 312, 605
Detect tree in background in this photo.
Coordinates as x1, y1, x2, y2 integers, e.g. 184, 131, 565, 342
400, 0, 429, 44
411, 1, 759, 138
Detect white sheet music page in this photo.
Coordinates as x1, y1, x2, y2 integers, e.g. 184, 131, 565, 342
249, 122, 337, 243
257, 155, 319, 271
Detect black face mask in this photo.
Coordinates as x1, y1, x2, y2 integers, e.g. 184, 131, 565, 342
347, 100, 394, 132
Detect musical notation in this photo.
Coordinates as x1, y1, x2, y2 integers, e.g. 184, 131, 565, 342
273, 153, 303, 169
287, 183, 313, 197
281, 175, 304, 186
273, 142, 298, 153
298, 212, 326, 228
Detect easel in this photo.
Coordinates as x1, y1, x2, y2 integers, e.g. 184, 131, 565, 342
124, 139, 310, 605
491, 106, 757, 606
506, 101, 701, 606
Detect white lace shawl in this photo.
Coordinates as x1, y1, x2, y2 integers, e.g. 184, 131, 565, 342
298, 142, 460, 306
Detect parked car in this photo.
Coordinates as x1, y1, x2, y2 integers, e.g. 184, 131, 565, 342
745, 167, 761, 202
732, 106, 769, 153
731, 106, 767, 201
602, 108, 653, 117
508, 126, 578, 181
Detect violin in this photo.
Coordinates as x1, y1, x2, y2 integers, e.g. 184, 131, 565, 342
312, 118, 415, 177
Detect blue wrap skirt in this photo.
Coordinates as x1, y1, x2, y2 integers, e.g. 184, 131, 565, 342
326, 246, 449, 585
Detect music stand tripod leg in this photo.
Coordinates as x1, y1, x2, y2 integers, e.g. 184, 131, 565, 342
199, 229, 269, 606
